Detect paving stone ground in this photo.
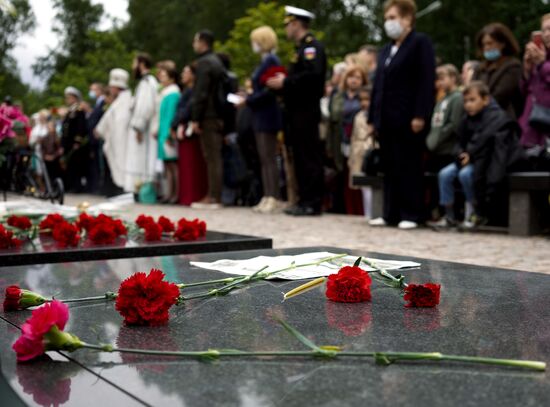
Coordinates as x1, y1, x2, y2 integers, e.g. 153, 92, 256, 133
54, 194, 550, 275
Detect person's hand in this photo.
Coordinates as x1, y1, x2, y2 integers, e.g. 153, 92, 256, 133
266, 73, 286, 90
191, 121, 202, 135
459, 152, 470, 166
176, 124, 185, 140
235, 91, 247, 108
523, 46, 534, 76
526, 42, 546, 66
152, 131, 158, 140
136, 131, 144, 144
411, 118, 425, 133
367, 124, 375, 136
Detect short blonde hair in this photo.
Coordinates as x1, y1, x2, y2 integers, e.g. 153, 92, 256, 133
384, 0, 417, 25
437, 64, 460, 84
340, 65, 368, 91
250, 26, 278, 53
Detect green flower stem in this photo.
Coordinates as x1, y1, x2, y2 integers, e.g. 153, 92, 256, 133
52, 292, 118, 304
176, 277, 238, 289
361, 258, 408, 288
77, 344, 545, 371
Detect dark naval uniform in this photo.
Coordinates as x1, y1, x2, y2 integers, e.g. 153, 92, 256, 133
61, 104, 88, 192
283, 32, 327, 214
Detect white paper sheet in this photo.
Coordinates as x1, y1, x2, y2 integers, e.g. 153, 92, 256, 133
190, 251, 420, 280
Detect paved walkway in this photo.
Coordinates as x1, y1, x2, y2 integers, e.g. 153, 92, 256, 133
56, 194, 550, 274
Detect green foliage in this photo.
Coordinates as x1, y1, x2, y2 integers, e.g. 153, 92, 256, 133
216, 2, 294, 81
0, 0, 34, 109
415, 0, 549, 66
122, 0, 259, 68
0, 0, 34, 60
44, 30, 134, 107
34, 0, 103, 80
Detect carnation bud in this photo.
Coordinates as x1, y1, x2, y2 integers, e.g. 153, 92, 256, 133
4, 285, 48, 311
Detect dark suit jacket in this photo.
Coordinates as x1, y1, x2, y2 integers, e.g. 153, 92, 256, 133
247, 53, 282, 134
87, 97, 105, 147
369, 30, 436, 132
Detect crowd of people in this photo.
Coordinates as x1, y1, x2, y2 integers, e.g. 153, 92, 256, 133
2, 1, 549, 229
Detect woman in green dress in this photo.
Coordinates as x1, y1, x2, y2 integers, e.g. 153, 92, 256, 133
156, 61, 181, 203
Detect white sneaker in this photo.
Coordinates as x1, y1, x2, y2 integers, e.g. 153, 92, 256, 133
398, 220, 418, 230
368, 217, 387, 226
191, 202, 222, 209
259, 197, 278, 214
252, 197, 268, 213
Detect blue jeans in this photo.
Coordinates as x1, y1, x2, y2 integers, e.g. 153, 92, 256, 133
438, 163, 474, 206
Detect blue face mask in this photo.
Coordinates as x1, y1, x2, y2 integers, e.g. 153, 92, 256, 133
484, 49, 501, 61
88, 90, 97, 100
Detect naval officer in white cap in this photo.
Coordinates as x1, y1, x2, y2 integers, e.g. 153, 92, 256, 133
267, 5, 327, 216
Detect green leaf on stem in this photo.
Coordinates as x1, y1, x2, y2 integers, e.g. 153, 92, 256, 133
374, 353, 394, 365
353, 257, 362, 267
276, 319, 337, 358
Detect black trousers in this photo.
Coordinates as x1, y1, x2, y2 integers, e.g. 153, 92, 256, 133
379, 127, 425, 223
287, 108, 324, 210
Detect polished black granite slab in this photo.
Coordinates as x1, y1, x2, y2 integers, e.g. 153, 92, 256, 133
0, 231, 272, 266
1, 247, 549, 407
0, 318, 147, 406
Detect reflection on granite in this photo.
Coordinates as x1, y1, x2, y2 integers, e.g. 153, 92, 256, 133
1, 247, 549, 406
0, 231, 272, 266
0, 319, 146, 406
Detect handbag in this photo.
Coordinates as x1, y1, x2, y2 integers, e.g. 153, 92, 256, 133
528, 98, 550, 132
361, 147, 382, 176
138, 182, 157, 204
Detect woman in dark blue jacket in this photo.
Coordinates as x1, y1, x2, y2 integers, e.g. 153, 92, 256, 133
245, 26, 284, 213
368, 0, 435, 229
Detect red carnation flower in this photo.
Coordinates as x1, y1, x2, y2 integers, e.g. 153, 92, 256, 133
143, 222, 163, 241
192, 219, 207, 237
135, 214, 155, 229
0, 224, 22, 249
174, 221, 200, 241
39, 214, 65, 232
326, 266, 372, 303
7, 215, 32, 230
88, 223, 117, 245
259, 66, 288, 85
115, 269, 180, 326
75, 212, 95, 231
158, 216, 175, 233
52, 222, 80, 248
403, 283, 441, 308
112, 219, 127, 236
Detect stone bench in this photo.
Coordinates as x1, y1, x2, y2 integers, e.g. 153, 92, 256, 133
352, 172, 550, 236
508, 172, 550, 236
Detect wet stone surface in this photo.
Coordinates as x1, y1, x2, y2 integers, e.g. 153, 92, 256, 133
1, 247, 549, 406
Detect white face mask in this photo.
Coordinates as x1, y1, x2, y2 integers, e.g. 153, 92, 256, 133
384, 19, 404, 40
252, 42, 262, 54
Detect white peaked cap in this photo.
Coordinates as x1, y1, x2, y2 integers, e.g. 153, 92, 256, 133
284, 5, 315, 20
64, 86, 82, 100
109, 68, 130, 89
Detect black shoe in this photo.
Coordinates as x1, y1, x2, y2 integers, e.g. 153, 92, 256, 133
284, 205, 321, 216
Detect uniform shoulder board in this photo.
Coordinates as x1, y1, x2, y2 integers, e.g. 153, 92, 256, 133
305, 35, 313, 43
